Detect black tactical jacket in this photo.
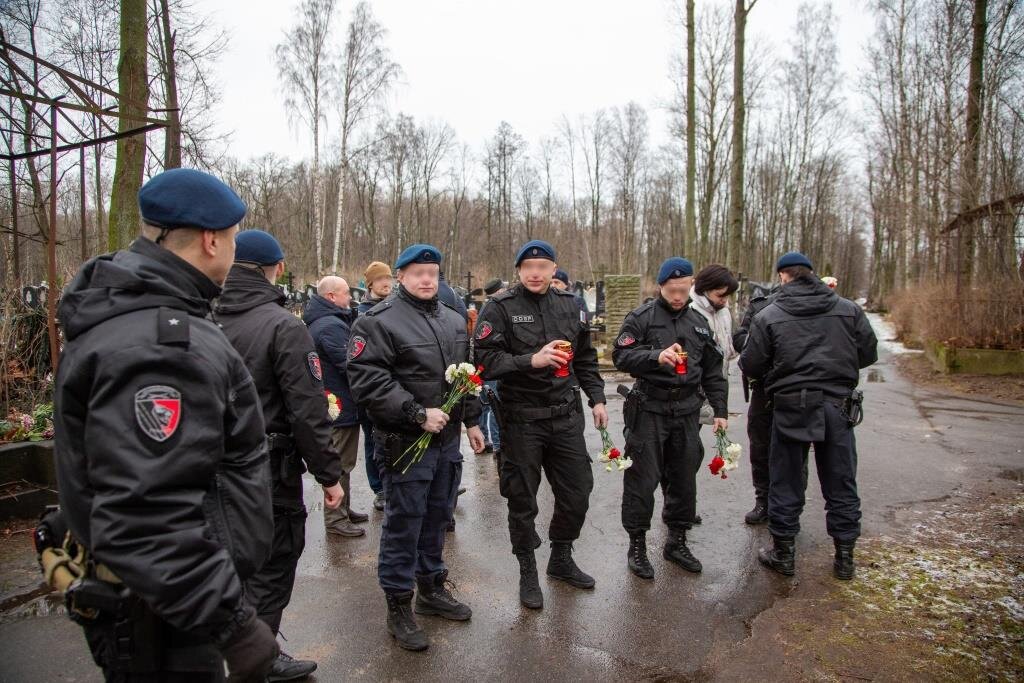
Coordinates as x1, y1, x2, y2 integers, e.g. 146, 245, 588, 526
611, 297, 728, 417
739, 277, 878, 398
216, 265, 341, 505
473, 284, 606, 408
54, 238, 272, 638
347, 286, 481, 442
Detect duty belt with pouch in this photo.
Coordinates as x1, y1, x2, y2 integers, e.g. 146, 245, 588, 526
268, 432, 306, 480
618, 383, 642, 433
502, 387, 581, 423
34, 507, 164, 671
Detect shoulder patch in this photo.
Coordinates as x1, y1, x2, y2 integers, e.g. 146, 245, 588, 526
695, 325, 711, 337
157, 307, 190, 346
134, 385, 182, 442
349, 335, 367, 359
616, 333, 636, 347
475, 321, 493, 340
307, 352, 322, 381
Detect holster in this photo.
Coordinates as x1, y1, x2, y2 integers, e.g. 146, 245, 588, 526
268, 433, 305, 482
484, 385, 506, 434
374, 429, 423, 471
844, 389, 865, 427
622, 386, 642, 433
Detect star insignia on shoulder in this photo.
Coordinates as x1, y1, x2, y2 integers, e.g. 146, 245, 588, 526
168, 318, 180, 326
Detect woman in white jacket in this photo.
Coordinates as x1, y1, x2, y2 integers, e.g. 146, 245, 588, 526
689, 264, 740, 375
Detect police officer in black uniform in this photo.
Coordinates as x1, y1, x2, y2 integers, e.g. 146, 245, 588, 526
216, 230, 344, 681
612, 257, 728, 579
740, 252, 877, 580
473, 239, 608, 610
53, 169, 279, 682
346, 244, 485, 652
732, 285, 778, 525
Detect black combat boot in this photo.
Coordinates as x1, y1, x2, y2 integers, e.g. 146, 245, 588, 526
546, 542, 596, 589
758, 535, 796, 576
744, 499, 768, 525
627, 532, 654, 580
515, 551, 544, 609
267, 651, 317, 682
385, 591, 428, 651
414, 570, 472, 621
664, 529, 702, 573
833, 539, 855, 580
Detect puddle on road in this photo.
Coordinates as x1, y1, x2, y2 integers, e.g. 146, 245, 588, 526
866, 369, 886, 383
997, 468, 1024, 483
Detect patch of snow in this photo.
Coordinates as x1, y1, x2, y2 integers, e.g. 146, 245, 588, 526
866, 312, 920, 356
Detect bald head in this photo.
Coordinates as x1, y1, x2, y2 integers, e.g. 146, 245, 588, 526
318, 276, 352, 310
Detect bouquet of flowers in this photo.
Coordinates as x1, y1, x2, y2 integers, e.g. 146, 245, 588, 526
708, 427, 742, 479
394, 363, 484, 473
325, 391, 342, 421
597, 427, 632, 472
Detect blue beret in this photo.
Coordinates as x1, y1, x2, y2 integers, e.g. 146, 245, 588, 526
235, 229, 284, 265
138, 168, 246, 230
776, 251, 813, 272
515, 239, 556, 266
554, 269, 571, 286
394, 243, 442, 270
657, 257, 694, 284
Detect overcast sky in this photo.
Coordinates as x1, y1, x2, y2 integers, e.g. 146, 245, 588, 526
204, 0, 875, 163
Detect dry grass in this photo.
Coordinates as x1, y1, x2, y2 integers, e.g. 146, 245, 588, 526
888, 277, 1024, 350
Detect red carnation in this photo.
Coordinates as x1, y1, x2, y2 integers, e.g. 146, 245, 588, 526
709, 455, 725, 476
609, 448, 621, 459
469, 374, 483, 386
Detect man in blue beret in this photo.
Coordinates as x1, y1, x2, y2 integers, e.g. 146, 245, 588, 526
217, 229, 346, 681
611, 257, 728, 579
474, 239, 607, 610
740, 252, 878, 580
52, 168, 280, 680
347, 243, 485, 651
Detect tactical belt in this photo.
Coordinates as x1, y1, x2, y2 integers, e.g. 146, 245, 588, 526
503, 398, 579, 423
267, 432, 295, 452
635, 381, 689, 402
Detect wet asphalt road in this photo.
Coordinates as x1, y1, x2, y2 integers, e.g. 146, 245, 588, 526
2, 314, 1023, 682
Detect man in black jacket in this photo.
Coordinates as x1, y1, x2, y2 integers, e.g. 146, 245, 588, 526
732, 287, 778, 525
304, 275, 368, 537
612, 257, 728, 579
53, 168, 278, 682
347, 244, 485, 652
216, 230, 344, 682
474, 240, 607, 610
740, 252, 878, 580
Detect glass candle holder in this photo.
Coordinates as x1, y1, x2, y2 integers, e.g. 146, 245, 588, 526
554, 341, 573, 377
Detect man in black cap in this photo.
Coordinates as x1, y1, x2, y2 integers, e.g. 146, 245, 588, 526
53, 168, 279, 681
347, 243, 485, 652
216, 229, 344, 682
474, 239, 607, 610
740, 252, 877, 580
612, 257, 728, 580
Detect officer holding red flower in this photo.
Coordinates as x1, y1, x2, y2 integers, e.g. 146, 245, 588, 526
612, 257, 728, 580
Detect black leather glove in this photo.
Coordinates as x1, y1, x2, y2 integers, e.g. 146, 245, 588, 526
217, 608, 279, 683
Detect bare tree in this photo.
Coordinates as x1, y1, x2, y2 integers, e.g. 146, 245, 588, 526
958, 0, 987, 285
330, 0, 399, 273
275, 0, 337, 275
107, 0, 149, 250
727, 0, 757, 271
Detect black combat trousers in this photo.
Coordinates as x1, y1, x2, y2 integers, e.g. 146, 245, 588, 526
499, 406, 593, 553
767, 391, 861, 541
246, 505, 306, 634
621, 406, 704, 533
747, 386, 772, 502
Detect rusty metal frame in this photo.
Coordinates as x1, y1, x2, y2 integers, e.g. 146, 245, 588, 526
1, 36, 169, 374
